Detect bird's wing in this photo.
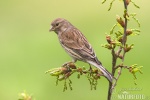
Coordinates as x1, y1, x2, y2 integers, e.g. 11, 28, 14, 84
59, 28, 96, 60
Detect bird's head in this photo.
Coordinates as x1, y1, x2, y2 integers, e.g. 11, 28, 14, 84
49, 18, 71, 34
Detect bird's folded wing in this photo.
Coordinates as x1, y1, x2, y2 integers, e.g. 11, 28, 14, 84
59, 28, 96, 59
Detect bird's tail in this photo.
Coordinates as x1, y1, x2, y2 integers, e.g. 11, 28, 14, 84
88, 61, 113, 82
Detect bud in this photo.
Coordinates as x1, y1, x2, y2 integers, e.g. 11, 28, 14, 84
107, 44, 113, 49
93, 69, 98, 73
124, 47, 131, 52
126, 29, 132, 36
118, 54, 123, 59
124, 44, 134, 52
116, 15, 125, 27
106, 35, 112, 44
77, 68, 83, 74
58, 75, 65, 80
129, 67, 133, 73
101, 44, 112, 49
68, 62, 76, 69
61, 67, 68, 72
65, 72, 71, 77
93, 74, 100, 80
48, 68, 63, 76
111, 41, 116, 45
118, 36, 123, 43
126, 0, 131, 5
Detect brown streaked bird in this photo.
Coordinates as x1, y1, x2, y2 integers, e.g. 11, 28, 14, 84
49, 18, 113, 82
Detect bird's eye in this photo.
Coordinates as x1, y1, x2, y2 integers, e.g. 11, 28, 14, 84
56, 23, 59, 26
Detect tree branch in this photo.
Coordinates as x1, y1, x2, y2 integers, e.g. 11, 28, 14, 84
107, 0, 128, 100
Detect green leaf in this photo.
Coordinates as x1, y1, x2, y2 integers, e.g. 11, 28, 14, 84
102, 0, 107, 4
108, 0, 116, 11
110, 23, 117, 34
129, 64, 143, 79
131, 0, 140, 9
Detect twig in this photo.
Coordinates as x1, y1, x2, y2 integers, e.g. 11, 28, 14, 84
111, 67, 122, 89
107, 0, 128, 100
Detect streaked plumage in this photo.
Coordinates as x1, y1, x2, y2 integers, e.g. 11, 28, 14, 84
49, 18, 113, 82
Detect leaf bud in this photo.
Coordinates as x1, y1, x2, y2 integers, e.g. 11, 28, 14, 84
106, 35, 112, 44
126, 0, 131, 5
116, 15, 125, 27
126, 29, 132, 36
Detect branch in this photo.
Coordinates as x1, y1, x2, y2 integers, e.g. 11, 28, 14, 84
107, 0, 128, 100
46, 62, 103, 91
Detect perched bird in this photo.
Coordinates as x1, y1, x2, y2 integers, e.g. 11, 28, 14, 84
49, 18, 113, 82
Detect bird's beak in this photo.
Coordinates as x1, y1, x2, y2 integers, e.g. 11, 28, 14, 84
49, 26, 55, 32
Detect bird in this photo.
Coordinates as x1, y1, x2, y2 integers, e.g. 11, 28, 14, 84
49, 18, 113, 82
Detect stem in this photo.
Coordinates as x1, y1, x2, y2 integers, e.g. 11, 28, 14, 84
107, 0, 128, 100
122, 0, 128, 46
107, 48, 117, 100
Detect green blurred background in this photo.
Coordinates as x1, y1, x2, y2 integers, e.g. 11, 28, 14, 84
0, 0, 149, 100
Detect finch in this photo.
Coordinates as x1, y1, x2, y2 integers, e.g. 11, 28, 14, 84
49, 18, 113, 82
